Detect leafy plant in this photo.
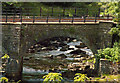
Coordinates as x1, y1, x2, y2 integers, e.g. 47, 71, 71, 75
1, 54, 10, 59
43, 73, 63, 83
74, 73, 89, 82
96, 42, 120, 62
17, 80, 21, 83
109, 27, 120, 36
0, 77, 8, 83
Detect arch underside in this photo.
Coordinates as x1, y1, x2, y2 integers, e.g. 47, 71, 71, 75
21, 23, 112, 55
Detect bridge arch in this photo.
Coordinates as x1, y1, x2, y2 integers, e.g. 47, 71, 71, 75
21, 22, 113, 54
2, 22, 113, 81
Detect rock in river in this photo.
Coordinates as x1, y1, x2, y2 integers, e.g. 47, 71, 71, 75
55, 54, 67, 59
70, 49, 86, 55
43, 55, 53, 59
60, 45, 69, 51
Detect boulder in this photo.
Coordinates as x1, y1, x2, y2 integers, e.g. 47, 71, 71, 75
60, 45, 69, 51
75, 45, 86, 48
68, 48, 74, 50
28, 48, 35, 53
43, 55, 53, 59
85, 65, 90, 70
55, 54, 67, 59
70, 49, 86, 55
24, 57, 30, 60
72, 39, 77, 42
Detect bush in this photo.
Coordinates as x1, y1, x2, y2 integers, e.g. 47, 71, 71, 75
96, 42, 120, 62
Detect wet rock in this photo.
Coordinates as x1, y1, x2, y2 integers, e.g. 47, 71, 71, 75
60, 45, 69, 51
72, 39, 77, 42
59, 43, 67, 47
71, 55, 81, 58
80, 57, 86, 60
68, 45, 75, 50
29, 48, 36, 53
45, 46, 57, 51
24, 57, 30, 60
68, 48, 74, 50
43, 55, 53, 59
35, 58, 40, 60
74, 58, 81, 61
41, 47, 47, 50
66, 37, 70, 42
75, 45, 86, 48
70, 49, 86, 55
55, 54, 67, 59
52, 43, 59, 48
30, 46, 34, 49
37, 48, 41, 52
85, 65, 90, 70
91, 55, 94, 58
34, 44, 40, 48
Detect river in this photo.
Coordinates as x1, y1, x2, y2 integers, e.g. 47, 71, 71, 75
22, 37, 94, 82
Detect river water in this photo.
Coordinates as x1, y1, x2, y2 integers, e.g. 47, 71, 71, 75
22, 37, 94, 82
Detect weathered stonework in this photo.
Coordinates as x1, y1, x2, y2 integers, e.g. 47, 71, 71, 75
99, 59, 120, 75
2, 22, 114, 81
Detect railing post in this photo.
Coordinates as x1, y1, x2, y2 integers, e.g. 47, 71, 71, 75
107, 14, 109, 20
87, 8, 88, 16
84, 16, 86, 22
98, 8, 100, 18
72, 15, 74, 23
33, 13, 35, 23
104, 8, 105, 16
59, 14, 61, 23
13, 8, 16, 22
20, 7, 22, 23
75, 8, 76, 17
52, 7, 53, 16
40, 7, 41, 16
19, 8, 21, 18
46, 14, 49, 23
6, 11, 7, 23
63, 8, 65, 17
95, 14, 97, 22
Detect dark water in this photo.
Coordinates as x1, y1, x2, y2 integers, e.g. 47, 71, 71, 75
22, 37, 94, 82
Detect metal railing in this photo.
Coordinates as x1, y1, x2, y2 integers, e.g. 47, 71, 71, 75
1, 7, 113, 23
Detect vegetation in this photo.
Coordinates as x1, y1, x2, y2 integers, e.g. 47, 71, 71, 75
43, 73, 63, 83
74, 73, 89, 82
0, 77, 8, 83
1, 54, 10, 59
2, 2, 100, 17
96, 42, 120, 62
96, 2, 120, 63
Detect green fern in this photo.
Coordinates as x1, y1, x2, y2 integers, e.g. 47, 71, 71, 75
43, 73, 63, 83
0, 77, 8, 83
1, 54, 10, 59
74, 73, 89, 82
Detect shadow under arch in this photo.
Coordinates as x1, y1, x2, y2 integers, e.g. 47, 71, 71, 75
21, 24, 108, 55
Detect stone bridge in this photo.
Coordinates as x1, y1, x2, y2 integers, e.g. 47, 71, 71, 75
2, 21, 114, 81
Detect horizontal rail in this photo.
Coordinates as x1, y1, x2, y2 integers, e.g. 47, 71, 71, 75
0, 16, 113, 24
